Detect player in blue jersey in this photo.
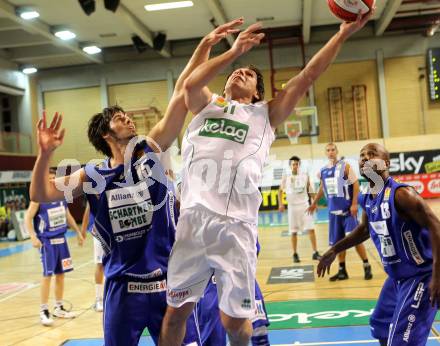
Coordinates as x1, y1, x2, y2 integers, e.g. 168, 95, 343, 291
318, 143, 440, 346
81, 191, 105, 312
308, 143, 372, 281
25, 168, 84, 326
30, 19, 244, 345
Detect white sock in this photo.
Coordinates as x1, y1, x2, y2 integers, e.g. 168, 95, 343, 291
40, 303, 49, 311
96, 284, 103, 300
55, 300, 63, 308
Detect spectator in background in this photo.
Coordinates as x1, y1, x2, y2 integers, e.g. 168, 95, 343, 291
19, 197, 27, 210
0, 204, 7, 238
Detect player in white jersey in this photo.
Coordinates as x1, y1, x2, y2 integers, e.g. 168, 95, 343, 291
160, 11, 374, 346
278, 156, 321, 263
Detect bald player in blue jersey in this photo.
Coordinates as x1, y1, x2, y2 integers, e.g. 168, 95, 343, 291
30, 19, 245, 346
318, 143, 440, 346
308, 143, 372, 281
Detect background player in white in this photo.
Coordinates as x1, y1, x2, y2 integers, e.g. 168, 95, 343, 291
81, 202, 104, 311
25, 170, 84, 326
160, 11, 374, 346
278, 156, 321, 263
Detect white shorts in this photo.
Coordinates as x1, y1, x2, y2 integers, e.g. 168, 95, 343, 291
93, 236, 104, 264
288, 203, 314, 234
167, 206, 257, 319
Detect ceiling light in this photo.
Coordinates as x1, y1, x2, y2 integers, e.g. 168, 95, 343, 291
16, 7, 40, 20
144, 1, 193, 12
22, 67, 37, 74
54, 30, 76, 41
82, 45, 102, 54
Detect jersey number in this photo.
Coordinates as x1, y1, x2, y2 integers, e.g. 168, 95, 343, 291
380, 202, 391, 219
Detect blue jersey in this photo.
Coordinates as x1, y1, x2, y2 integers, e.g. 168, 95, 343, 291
86, 193, 99, 231
359, 177, 432, 279
33, 201, 68, 239
85, 159, 109, 231
320, 160, 353, 213
90, 142, 178, 280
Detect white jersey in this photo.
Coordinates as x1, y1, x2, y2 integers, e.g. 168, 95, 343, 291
280, 173, 310, 206
180, 94, 275, 224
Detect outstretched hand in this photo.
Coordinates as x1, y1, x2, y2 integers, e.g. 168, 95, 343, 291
36, 111, 65, 155
204, 17, 244, 46
230, 22, 265, 56
339, 7, 375, 40
317, 248, 337, 278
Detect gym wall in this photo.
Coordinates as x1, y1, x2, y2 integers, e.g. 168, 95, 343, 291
43, 87, 101, 165
38, 53, 439, 165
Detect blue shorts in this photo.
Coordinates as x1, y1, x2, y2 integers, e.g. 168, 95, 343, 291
328, 213, 358, 245
197, 278, 226, 346
197, 277, 270, 346
103, 277, 201, 346
370, 273, 437, 345
252, 282, 270, 330
40, 236, 72, 276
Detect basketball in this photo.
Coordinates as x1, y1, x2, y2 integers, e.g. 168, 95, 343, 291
327, 0, 375, 22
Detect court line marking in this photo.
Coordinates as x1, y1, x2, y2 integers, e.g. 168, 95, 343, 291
0, 260, 93, 303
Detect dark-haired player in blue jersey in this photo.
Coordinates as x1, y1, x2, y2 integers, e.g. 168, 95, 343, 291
308, 142, 372, 281
318, 143, 440, 346
30, 19, 244, 346
25, 168, 84, 326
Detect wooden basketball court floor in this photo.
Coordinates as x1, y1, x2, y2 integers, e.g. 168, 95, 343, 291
1, 199, 439, 346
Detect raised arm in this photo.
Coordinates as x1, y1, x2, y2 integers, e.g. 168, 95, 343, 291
184, 21, 265, 114
395, 187, 440, 307
317, 210, 370, 277
30, 111, 86, 203
268, 10, 374, 127
148, 18, 244, 151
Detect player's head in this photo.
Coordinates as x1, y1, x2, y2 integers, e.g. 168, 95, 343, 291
359, 143, 390, 179
224, 65, 264, 103
88, 106, 136, 157
325, 142, 338, 160
289, 155, 301, 174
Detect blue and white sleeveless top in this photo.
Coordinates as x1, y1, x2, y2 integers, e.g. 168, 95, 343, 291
33, 201, 68, 239
85, 159, 109, 232
88, 141, 178, 280
321, 160, 353, 214
359, 177, 432, 279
